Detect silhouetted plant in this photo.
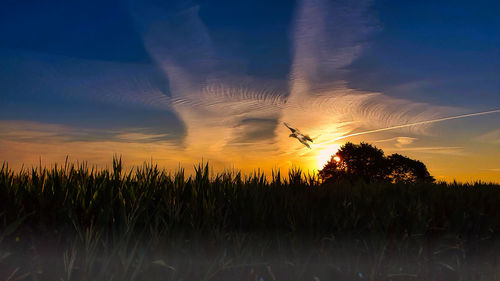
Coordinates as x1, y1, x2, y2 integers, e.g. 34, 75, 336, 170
0, 159, 498, 280
319, 142, 434, 184
386, 153, 434, 184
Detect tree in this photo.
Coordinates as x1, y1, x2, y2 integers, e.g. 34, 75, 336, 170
319, 142, 434, 184
319, 142, 387, 183
318, 155, 345, 182
386, 153, 434, 184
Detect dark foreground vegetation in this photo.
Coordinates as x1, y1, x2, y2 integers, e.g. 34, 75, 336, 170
0, 159, 499, 281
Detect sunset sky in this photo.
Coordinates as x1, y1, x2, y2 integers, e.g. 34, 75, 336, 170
1, 0, 499, 182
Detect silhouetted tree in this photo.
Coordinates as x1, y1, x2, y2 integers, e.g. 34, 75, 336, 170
319, 142, 434, 184
318, 155, 345, 182
386, 153, 434, 184
319, 142, 387, 183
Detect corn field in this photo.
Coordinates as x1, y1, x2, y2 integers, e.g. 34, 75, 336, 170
0, 158, 498, 281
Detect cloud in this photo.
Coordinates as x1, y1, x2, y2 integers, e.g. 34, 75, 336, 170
0, 120, 290, 174
0, 120, 175, 144
374, 136, 417, 147
476, 129, 500, 145
480, 168, 500, 172
395, 137, 416, 146
131, 2, 288, 162
391, 146, 465, 156
289, 0, 376, 94
0, 0, 470, 173
279, 0, 457, 159
0, 121, 68, 142
0, 49, 172, 111
231, 118, 278, 143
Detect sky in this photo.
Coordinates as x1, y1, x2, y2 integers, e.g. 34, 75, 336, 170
1, 0, 500, 182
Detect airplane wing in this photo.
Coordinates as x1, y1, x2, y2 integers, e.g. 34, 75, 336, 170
304, 135, 313, 142
283, 122, 297, 133
299, 139, 311, 149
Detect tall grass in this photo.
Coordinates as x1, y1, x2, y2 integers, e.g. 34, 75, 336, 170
0, 158, 498, 280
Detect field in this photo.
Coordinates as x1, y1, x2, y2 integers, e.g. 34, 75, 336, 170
0, 158, 499, 281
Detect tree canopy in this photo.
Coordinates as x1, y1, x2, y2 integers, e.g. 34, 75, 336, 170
319, 142, 434, 184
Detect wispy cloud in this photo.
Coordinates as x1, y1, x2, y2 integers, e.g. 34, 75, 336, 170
480, 168, 500, 172
1, 0, 480, 173
476, 129, 500, 145
0, 49, 172, 111
391, 146, 465, 156
279, 0, 457, 163
374, 136, 417, 147
131, 1, 288, 163
0, 120, 174, 143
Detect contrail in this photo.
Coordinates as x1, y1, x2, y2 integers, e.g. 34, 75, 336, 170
319, 109, 500, 145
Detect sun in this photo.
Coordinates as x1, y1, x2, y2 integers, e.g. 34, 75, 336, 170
316, 144, 340, 170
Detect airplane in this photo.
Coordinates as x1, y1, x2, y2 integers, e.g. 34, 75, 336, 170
283, 122, 313, 149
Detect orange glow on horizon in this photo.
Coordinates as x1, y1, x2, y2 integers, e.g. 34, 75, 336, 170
1, 120, 500, 184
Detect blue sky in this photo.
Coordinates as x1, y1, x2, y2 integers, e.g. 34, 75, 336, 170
1, 0, 499, 181
349, 0, 500, 106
